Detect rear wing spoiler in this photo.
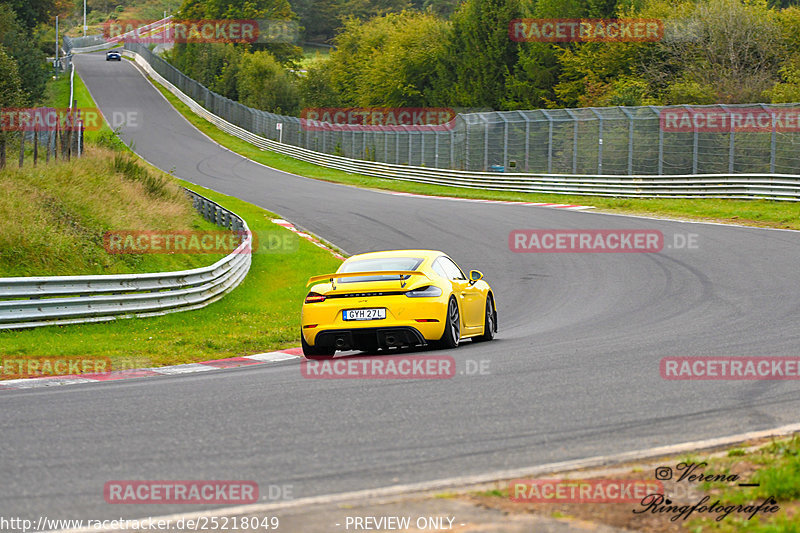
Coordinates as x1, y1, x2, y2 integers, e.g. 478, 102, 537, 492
307, 270, 430, 286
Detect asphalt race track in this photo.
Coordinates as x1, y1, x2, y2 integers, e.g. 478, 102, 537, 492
1, 51, 799, 523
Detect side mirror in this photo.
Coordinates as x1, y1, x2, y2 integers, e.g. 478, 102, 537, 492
469, 270, 483, 284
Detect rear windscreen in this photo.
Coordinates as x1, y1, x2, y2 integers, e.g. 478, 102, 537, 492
338, 257, 422, 283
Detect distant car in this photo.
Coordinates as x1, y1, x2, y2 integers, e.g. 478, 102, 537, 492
106, 50, 122, 61
300, 250, 497, 358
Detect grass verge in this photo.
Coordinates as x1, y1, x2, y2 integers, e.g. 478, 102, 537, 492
148, 75, 799, 231
464, 435, 800, 533
0, 179, 343, 370
0, 147, 225, 276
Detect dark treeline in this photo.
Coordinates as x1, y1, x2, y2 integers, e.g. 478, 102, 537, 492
0, 0, 55, 108
153, 0, 800, 115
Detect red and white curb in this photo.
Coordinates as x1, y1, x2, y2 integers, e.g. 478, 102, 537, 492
0, 349, 302, 391
381, 191, 594, 210
271, 218, 346, 260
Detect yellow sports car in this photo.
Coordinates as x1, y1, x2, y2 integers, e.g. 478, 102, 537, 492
301, 250, 497, 358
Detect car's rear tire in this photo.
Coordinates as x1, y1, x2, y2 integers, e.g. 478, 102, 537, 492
436, 296, 460, 349
474, 296, 496, 342
301, 330, 335, 359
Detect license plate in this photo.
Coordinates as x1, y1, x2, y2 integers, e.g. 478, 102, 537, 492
343, 308, 386, 321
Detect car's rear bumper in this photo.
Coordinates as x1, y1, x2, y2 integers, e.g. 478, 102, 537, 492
311, 326, 427, 351
301, 294, 447, 347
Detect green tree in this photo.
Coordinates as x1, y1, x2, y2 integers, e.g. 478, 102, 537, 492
0, 4, 48, 104
0, 45, 24, 107
0, 0, 56, 30
318, 11, 448, 106
432, 0, 521, 109
237, 50, 300, 113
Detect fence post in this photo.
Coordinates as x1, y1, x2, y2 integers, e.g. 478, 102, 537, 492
33, 129, 38, 167
761, 103, 776, 173
395, 131, 400, 164
649, 106, 663, 175
434, 131, 439, 167
720, 104, 734, 173
483, 114, 490, 171
465, 119, 470, 170
518, 111, 529, 172
408, 128, 413, 165
450, 126, 455, 169
619, 107, 634, 175
19, 131, 25, 168
589, 108, 603, 174
565, 109, 578, 174
684, 105, 698, 174
500, 114, 509, 170
541, 109, 553, 173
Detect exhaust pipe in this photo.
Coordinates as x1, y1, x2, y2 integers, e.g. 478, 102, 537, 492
385, 335, 397, 346
335, 337, 347, 349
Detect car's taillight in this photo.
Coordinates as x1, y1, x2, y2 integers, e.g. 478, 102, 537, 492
404, 285, 443, 298
305, 292, 326, 303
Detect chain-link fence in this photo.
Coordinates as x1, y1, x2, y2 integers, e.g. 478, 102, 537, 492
126, 42, 800, 176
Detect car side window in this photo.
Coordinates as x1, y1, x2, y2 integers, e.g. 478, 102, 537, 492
439, 257, 466, 280
432, 259, 448, 279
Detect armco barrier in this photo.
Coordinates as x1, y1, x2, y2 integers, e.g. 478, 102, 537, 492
124, 46, 800, 201
0, 189, 251, 330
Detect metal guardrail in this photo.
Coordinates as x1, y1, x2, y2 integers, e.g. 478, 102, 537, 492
125, 46, 800, 201
0, 189, 251, 330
